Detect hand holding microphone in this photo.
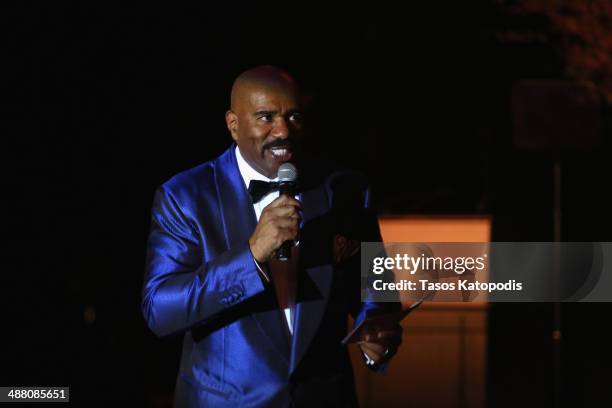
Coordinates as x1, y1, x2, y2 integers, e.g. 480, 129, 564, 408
248, 163, 300, 263
275, 163, 298, 260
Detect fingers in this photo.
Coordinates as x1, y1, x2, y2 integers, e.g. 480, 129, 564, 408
267, 194, 302, 209
360, 341, 386, 355
274, 224, 300, 242
264, 215, 300, 236
363, 327, 403, 347
359, 342, 386, 364
360, 329, 402, 364
262, 196, 302, 223
376, 329, 403, 342
268, 206, 301, 221
249, 196, 302, 262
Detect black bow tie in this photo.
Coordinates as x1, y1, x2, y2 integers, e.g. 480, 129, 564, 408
248, 180, 281, 204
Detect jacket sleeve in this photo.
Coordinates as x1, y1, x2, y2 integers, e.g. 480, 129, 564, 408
141, 186, 266, 338
327, 173, 401, 372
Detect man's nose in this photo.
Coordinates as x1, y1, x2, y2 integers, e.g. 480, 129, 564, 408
271, 117, 290, 138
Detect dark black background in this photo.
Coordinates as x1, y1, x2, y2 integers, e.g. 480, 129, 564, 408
4, 2, 611, 407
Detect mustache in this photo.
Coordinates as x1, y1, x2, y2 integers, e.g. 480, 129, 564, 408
263, 139, 294, 150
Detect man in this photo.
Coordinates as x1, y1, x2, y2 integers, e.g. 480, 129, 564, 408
142, 65, 401, 407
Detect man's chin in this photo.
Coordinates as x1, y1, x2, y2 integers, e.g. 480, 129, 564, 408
257, 161, 280, 179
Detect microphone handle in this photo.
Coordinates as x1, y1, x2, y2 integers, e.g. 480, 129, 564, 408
276, 181, 295, 261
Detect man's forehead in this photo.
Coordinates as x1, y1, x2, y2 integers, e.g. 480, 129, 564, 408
247, 86, 299, 107
231, 84, 300, 114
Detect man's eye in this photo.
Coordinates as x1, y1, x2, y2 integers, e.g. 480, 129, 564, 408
259, 114, 273, 122
289, 113, 303, 123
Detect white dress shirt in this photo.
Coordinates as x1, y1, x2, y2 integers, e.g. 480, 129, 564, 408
235, 146, 295, 334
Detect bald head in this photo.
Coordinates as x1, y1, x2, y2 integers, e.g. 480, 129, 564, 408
230, 65, 299, 112
225, 65, 304, 178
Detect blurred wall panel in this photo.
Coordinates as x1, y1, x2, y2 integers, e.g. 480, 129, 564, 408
349, 216, 491, 407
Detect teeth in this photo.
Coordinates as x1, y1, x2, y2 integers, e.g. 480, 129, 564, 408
271, 149, 288, 156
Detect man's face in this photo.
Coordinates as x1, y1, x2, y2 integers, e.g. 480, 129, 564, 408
226, 84, 304, 178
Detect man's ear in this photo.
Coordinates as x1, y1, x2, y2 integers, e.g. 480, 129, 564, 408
225, 110, 239, 141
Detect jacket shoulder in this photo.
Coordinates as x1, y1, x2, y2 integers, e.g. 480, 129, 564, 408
159, 160, 216, 203
162, 160, 214, 192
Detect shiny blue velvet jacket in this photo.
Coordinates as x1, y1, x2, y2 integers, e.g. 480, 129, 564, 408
142, 145, 398, 407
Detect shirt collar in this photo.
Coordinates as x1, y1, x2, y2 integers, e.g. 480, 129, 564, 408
235, 145, 279, 190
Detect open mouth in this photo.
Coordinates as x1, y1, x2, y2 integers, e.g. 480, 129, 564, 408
266, 147, 293, 162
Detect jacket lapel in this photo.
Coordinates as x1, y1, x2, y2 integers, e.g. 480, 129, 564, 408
290, 186, 334, 373
214, 145, 291, 364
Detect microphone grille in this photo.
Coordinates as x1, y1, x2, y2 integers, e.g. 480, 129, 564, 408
278, 163, 298, 182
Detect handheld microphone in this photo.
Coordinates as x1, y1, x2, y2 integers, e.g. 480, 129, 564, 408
276, 162, 298, 261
